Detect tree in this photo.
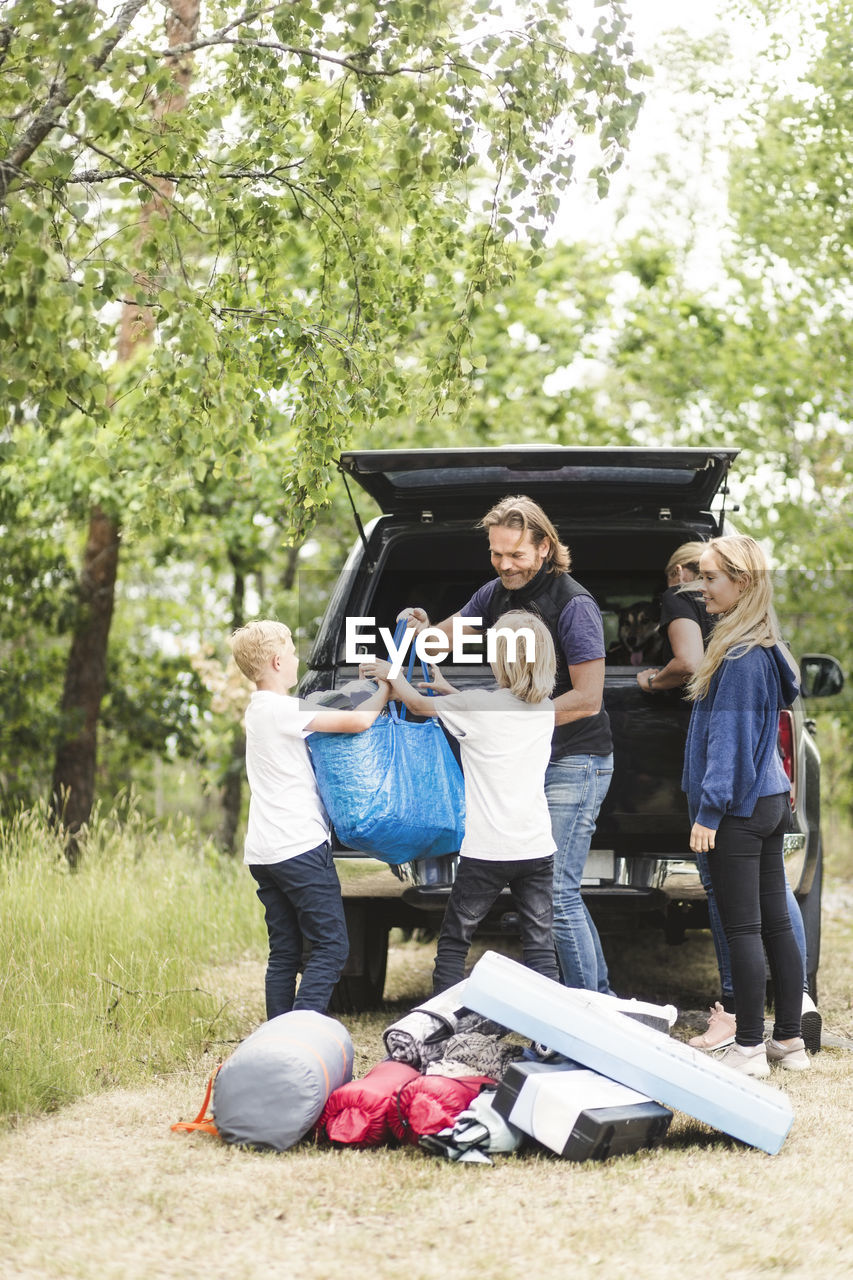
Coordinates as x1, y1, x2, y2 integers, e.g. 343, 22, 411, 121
524, 1, 853, 757
0, 1, 647, 834
725, 0, 853, 781
724, 1, 853, 568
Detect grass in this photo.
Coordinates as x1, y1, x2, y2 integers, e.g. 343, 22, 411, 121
0, 802, 264, 1123
824, 807, 853, 882
3, 802, 851, 1125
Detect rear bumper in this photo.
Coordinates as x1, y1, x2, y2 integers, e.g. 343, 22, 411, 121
334, 829, 811, 928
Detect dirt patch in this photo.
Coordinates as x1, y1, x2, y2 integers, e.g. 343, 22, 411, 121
3, 1049, 853, 1280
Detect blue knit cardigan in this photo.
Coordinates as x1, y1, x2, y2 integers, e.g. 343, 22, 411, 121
682, 643, 799, 830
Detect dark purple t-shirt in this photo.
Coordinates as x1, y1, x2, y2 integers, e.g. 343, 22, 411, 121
461, 580, 606, 663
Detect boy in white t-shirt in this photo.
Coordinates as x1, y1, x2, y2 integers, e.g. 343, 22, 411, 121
231, 620, 390, 1018
361, 611, 560, 994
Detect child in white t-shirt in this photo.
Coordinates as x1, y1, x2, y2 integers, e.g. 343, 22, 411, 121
361, 611, 560, 993
231, 620, 390, 1018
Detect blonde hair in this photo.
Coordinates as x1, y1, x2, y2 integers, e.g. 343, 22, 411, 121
230, 620, 292, 682
478, 495, 571, 574
686, 536, 795, 701
488, 611, 556, 704
665, 540, 707, 579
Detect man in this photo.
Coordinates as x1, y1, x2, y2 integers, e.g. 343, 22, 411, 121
399, 494, 614, 993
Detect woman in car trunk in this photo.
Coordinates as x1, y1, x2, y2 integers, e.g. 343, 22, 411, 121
683, 535, 809, 1077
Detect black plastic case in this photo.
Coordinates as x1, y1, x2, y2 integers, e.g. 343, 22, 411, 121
494, 1060, 672, 1161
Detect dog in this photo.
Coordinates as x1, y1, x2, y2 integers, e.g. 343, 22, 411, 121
607, 601, 664, 667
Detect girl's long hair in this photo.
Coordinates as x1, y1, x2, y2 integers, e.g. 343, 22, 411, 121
489, 611, 556, 704
686, 535, 795, 701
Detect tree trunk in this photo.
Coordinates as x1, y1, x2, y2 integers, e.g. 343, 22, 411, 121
49, 1, 200, 857
282, 542, 301, 592
50, 507, 120, 858
218, 727, 247, 856
218, 558, 246, 854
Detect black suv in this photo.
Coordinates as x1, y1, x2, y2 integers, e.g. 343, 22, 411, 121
298, 446, 843, 1010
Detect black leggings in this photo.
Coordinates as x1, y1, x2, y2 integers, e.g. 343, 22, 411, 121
706, 793, 802, 1046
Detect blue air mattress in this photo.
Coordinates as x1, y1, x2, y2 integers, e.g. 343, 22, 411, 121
464, 951, 794, 1155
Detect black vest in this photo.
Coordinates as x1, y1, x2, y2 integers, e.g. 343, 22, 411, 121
481, 568, 613, 759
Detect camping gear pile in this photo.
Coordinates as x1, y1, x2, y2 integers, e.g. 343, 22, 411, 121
173, 953, 795, 1161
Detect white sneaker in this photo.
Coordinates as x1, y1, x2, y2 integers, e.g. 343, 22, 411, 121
766, 1036, 810, 1071
709, 1041, 770, 1078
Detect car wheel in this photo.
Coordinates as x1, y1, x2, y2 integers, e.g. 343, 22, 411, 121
328, 900, 389, 1014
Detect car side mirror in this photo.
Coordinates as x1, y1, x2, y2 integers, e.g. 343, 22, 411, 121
799, 654, 844, 699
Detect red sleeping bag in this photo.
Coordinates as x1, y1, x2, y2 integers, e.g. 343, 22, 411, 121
389, 1075, 497, 1145
316, 1059, 420, 1147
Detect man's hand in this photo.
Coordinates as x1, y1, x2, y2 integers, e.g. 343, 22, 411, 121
689, 822, 716, 854
396, 606, 430, 634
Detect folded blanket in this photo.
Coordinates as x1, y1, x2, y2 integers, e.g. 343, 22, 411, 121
425, 1031, 525, 1081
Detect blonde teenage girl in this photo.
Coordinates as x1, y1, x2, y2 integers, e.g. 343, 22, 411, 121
683, 535, 808, 1077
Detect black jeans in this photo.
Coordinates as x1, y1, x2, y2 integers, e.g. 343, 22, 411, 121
705, 793, 802, 1046
432, 855, 560, 994
249, 841, 349, 1019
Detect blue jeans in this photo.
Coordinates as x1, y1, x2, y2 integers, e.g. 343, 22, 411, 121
695, 834, 807, 1013
249, 841, 349, 1018
433, 855, 560, 994
545, 753, 614, 993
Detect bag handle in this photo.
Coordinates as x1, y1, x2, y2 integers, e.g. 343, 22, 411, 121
171, 1068, 220, 1138
386, 618, 435, 722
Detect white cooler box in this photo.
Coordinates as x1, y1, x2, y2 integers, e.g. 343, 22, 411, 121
494, 1059, 672, 1161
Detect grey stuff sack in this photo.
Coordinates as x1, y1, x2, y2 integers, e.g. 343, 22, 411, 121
213, 1010, 354, 1152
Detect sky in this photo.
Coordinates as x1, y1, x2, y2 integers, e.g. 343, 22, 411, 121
564, 4, 724, 231
554, 0, 798, 284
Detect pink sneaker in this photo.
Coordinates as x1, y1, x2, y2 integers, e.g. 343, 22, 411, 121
688, 1001, 737, 1050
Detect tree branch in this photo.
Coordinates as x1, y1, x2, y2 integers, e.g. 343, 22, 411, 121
0, 0, 148, 207
93, 974, 216, 1016
68, 160, 306, 184
64, 130, 204, 232
156, 33, 449, 78
0, 23, 13, 72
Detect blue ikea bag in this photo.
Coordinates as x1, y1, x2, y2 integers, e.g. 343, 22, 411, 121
307, 626, 465, 866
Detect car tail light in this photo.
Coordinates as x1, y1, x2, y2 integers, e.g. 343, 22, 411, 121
778, 710, 796, 809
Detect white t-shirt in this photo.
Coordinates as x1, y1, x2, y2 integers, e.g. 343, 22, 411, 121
433, 687, 556, 861
242, 691, 329, 865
